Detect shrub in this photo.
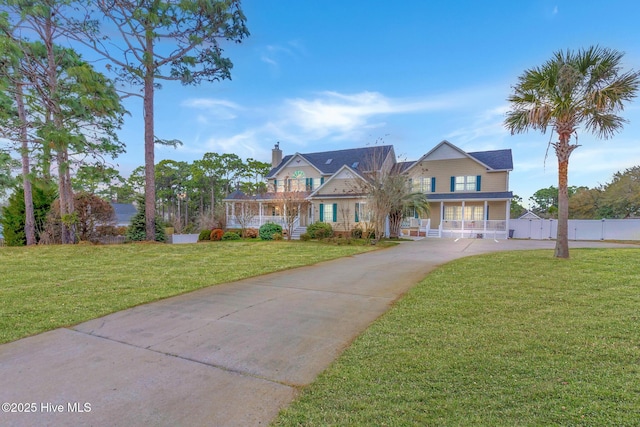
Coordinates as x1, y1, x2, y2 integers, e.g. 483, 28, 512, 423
222, 231, 241, 240
244, 228, 258, 239
198, 230, 211, 241
273, 232, 283, 241
306, 221, 333, 239
351, 226, 363, 239
259, 222, 282, 240
300, 232, 311, 241
125, 196, 167, 243
210, 228, 224, 241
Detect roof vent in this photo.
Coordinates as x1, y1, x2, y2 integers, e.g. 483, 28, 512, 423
325, 158, 333, 164
351, 162, 359, 168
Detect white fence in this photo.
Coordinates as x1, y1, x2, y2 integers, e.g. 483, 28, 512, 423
510, 219, 640, 241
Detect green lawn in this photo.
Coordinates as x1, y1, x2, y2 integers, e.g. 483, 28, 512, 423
274, 248, 640, 426
0, 241, 379, 344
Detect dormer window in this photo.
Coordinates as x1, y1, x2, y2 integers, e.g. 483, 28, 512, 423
325, 159, 333, 164
351, 162, 359, 168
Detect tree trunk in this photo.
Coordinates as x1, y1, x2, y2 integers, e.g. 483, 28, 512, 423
16, 82, 36, 245
389, 210, 403, 238
45, 10, 75, 244
554, 130, 575, 259
143, 33, 156, 241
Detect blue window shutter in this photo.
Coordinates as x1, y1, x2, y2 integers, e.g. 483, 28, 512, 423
431, 177, 436, 193
319, 204, 324, 222
309, 178, 314, 189
274, 179, 277, 192
414, 208, 419, 219
355, 203, 360, 222
486, 205, 490, 220
320, 177, 325, 185
450, 176, 455, 192
476, 175, 481, 191
332, 203, 337, 222
408, 178, 413, 191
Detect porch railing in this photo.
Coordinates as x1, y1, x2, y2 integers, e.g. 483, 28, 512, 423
441, 220, 508, 238
227, 215, 288, 228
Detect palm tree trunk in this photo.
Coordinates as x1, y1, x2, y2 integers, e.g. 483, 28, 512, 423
554, 131, 575, 258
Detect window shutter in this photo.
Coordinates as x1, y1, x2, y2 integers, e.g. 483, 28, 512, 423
332, 203, 337, 222
320, 177, 325, 185
319, 204, 324, 222
414, 208, 419, 219
355, 203, 360, 222
431, 177, 436, 193
274, 179, 277, 192
476, 175, 481, 191
486, 205, 490, 220
408, 178, 413, 191
450, 176, 455, 192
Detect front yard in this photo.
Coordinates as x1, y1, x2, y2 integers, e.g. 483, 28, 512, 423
274, 248, 640, 426
0, 241, 379, 344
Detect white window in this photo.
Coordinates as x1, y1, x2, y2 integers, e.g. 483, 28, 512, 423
444, 205, 484, 221
411, 177, 431, 193
455, 175, 476, 192
324, 204, 334, 223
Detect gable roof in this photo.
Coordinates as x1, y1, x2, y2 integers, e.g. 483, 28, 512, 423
408, 140, 513, 172
309, 164, 368, 198
267, 145, 394, 178
468, 149, 513, 171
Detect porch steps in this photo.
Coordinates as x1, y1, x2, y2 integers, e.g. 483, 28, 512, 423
290, 226, 307, 240
427, 229, 440, 238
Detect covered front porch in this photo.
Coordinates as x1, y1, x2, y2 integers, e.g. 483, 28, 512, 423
421, 192, 513, 239
223, 191, 311, 230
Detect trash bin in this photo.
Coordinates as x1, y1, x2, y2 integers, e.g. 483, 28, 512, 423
508, 229, 515, 238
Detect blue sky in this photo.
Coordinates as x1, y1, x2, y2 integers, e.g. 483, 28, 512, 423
115, 0, 640, 207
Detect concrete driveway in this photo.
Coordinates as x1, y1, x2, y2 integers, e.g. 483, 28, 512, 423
0, 239, 634, 426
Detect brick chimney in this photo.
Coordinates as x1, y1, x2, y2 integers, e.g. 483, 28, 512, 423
272, 142, 283, 168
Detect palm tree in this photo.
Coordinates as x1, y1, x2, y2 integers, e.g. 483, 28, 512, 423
505, 46, 640, 258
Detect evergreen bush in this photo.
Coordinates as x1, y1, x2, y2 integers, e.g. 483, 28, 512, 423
259, 222, 282, 240
222, 231, 241, 240
306, 221, 333, 239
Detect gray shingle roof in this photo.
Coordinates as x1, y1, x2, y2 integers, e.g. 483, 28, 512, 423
111, 203, 137, 226
267, 145, 394, 177
468, 149, 513, 171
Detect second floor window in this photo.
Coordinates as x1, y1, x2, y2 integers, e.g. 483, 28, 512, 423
452, 175, 480, 192
411, 177, 432, 193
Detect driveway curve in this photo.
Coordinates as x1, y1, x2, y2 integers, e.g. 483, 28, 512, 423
0, 239, 634, 426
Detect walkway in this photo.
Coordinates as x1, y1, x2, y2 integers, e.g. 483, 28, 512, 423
0, 239, 634, 426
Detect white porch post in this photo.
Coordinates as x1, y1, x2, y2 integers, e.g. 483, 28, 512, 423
259, 202, 263, 226
461, 201, 465, 237
440, 202, 445, 236
225, 202, 229, 225
484, 200, 488, 235
231, 202, 235, 222
506, 199, 511, 239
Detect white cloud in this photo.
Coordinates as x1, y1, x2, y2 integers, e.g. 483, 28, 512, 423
181, 98, 242, 121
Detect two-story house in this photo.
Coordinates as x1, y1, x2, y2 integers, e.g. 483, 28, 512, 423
224, 140, 513, 239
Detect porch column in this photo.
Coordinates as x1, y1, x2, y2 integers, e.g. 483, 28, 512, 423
440, 202, 445, 234
484, 200, 488, 235
225, 202, 229, 225
461, 201, 465, 236
231, 202, 235, 221
506, 199, 511, 239
259, 202, 263, 226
